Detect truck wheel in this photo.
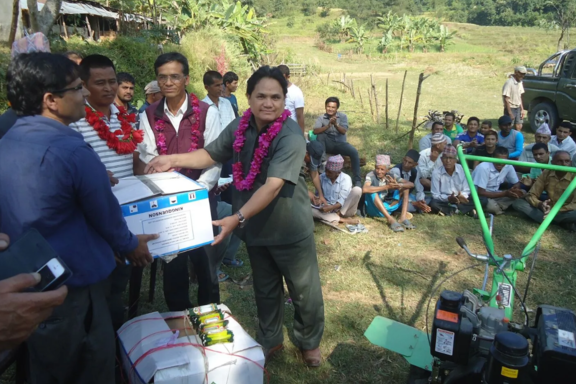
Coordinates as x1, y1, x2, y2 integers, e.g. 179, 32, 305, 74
406, 365, 432, 384
530, 102, 558, 131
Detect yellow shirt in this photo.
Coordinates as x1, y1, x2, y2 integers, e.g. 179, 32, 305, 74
526, 170, 576, 212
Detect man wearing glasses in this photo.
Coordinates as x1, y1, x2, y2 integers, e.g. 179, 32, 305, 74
429, 145, 486, 217
139, 52, 220, 311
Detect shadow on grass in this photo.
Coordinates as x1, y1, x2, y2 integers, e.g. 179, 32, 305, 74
363, 250, 448, 327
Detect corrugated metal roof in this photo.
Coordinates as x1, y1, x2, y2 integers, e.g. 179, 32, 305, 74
19, 0, 149, 21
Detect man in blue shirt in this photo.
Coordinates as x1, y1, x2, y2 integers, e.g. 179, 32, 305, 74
0, 53, 157, 384
497, 115, 524, 159
454, 116, 484, 154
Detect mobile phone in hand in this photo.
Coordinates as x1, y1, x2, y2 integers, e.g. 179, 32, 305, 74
35, 258, 67, 292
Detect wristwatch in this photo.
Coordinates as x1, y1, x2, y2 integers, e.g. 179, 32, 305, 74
235, 210, 246, 228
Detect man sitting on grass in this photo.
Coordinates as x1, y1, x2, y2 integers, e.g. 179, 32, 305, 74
472, 147, 524, 215
363, 155, 416, 233
443, 112, 464, 141
513, 151, 576, 231
497, 115, 524, 159
419, 121, 452, 151
310, 155, 362, 225
430, 145, 487, 216
480, 120, 493, 136
551, 122, 576, 158
472, 130, 499, 169
454, 116, 484, 153
516, 123, 559, 174
389, 149, 431, 213
418, 133, 447, 189
520, 143, 551, 189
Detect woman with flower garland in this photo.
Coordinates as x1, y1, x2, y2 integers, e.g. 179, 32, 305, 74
145, 66, 325, 367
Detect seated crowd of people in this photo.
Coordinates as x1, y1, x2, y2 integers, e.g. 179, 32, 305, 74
304, 97, 576, 234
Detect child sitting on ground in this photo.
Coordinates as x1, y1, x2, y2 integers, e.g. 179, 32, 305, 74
363, 154, 416, 233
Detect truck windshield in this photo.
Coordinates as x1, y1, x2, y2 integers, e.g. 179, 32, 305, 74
540, 52, 565, 77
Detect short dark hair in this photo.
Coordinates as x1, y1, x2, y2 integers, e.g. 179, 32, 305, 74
203, 70, 223, 86
154, 52, 189, 76
79, 54, 115, 81
223, 71, 238, 85
431, 121, 444, 129
481, 120, 492, 128
484, 130, 498, 139
445, 112, 456, 120
117, 72, 135, 86
467, 116, 480, 125
494, 146, 509, 157
277, 64, 290, 77
532, 142, 549, 153
64, 51, 83, 60
246, 66, 288, 97
7, 53, 79, 116
325, 97, 340, 108
558, 121, 574, 132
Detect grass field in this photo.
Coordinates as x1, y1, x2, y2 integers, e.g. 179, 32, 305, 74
3, 16, 576, 384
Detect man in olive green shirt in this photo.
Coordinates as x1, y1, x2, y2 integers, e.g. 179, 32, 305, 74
512, 151, 576, 231
144, 66, 324, 367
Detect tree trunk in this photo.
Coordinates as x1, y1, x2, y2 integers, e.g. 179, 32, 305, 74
27, 0, 62, 35
9, 0, 19, 46
557, 27, 565, 52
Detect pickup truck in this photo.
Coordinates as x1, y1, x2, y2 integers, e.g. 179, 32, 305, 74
522, 49, 576, 130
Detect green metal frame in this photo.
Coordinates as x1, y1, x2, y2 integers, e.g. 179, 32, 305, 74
458, 145, 576, 319
364, 147, 576, 371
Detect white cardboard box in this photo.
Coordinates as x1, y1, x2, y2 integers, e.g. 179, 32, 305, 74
112, 173, 213, 258
118, 306, 265, 384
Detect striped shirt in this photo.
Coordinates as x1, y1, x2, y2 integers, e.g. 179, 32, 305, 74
70, 103, 139, 179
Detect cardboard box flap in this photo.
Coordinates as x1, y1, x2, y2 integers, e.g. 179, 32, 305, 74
112, 173, 205, 205
118, 312, 193, 383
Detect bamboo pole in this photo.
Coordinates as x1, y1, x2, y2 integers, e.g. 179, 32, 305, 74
359, 87, 364, 107
327, 72, 331, 86
385, 78, 389, 129
395, 70, 408, 134
372, 83, 380, 123
368, 89, 375, 122
342, 73, 346, 92
62, 18, 68, 39
350, 79, 355, 99
407, 73, 431, 150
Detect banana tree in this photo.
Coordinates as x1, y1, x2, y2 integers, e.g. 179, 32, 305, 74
435, 25, 457, 52
376, 11, 399, 35
378, 30, 394, 53
347, 24, 367, 53
333, 15, 356, 42
212, 1, 270, 66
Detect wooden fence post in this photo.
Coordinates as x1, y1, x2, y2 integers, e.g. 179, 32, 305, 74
407, 73, 430, 150
395, 70, 408, 134
350, 79, 355, 99
385, 78, 389, 130
368, 89, 374, 122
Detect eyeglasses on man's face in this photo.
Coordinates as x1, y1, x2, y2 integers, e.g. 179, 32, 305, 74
157, 74, 187, 84
52, 83, 84, 94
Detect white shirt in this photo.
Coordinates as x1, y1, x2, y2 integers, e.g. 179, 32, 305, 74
518, 142, 560, 163
472, 162, 518, 192
550, 135, 576, 158
502, 77, 525, 108
389, 166, 426, 201
320, 171, 352, 206
286, 83, 304, 122
431, 164, 470, 202
202, 96, 236, 140
70, 103, 143, 179
417, 148, 443, 179
138, 95, 221, 190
